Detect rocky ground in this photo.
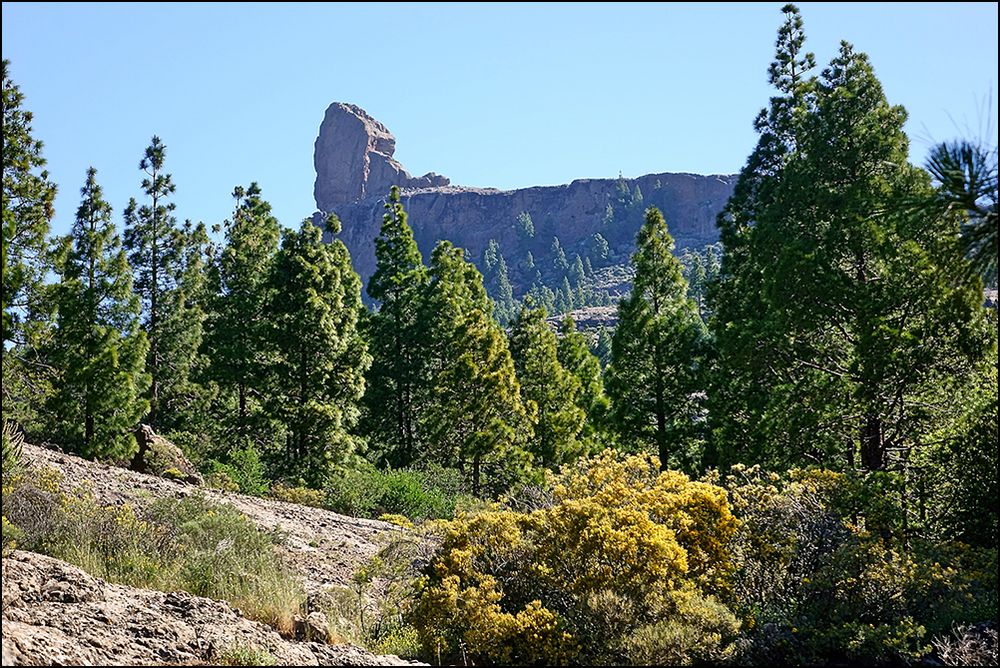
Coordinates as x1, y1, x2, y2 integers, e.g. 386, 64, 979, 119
2, 443, 426, 666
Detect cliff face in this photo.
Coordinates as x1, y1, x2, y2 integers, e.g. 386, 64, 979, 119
313, 102, 736, 289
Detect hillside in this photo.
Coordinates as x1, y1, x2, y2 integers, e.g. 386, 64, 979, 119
2, 443, 424, 666
313, 102, 735, 307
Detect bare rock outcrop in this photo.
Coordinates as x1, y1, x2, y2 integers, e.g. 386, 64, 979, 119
312, 102, 736, 289
129, 424, 202, 485
314, 102, 449, 209
1, 551, 419, 666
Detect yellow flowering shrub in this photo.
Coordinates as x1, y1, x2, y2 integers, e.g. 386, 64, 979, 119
411, 451, 740, 665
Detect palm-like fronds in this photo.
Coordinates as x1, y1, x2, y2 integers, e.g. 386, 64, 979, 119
926, 140, 998, 285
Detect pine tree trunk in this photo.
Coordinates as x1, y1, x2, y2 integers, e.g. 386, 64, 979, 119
472, 453, 481, 497
860, 413, 885, 471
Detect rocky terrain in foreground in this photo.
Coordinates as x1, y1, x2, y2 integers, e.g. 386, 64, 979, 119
2, 443, 425, 666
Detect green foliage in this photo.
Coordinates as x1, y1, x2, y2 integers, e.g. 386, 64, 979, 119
265, 218, 369, 486
4, 470, 305, 635
45, 168, 150, 459
218, 642, 277, 667
361, 187, 429, 468
514, 211, 535, 240
606, 207, 707, 472
709, 6, 990, 472
508, 304, 585, 466
1, 59, 56, 348
482, 239, 516, 326
679, 242, 722, 319
324, 460, 469, 521
122, 136, 187, 430
924, 139, 998, 285
202, 183, 280, 452
724, 465, 998, 665
204, 445, 268, 496
557, 315, 611, 442
411, 451, 740, 665
269, 482, 326, 508
418, 241, 531, 495
916, 338, 999, 547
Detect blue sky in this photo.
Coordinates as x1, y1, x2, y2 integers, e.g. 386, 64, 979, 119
3, 2, 997, 238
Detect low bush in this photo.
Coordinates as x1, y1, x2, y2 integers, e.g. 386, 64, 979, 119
325, 461, 472, 521
203, 445, 269, 496
724, 465, 999, 665
269, 483, 326, 508
3, 464, 305, 635
410, 450, 740, 665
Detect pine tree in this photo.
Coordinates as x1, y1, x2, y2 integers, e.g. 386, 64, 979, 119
606, 207, 707, 472
709, 5, 990, 472
362, 186, 429, 467
591, 233, 610, 263
46, 168, 149, 459
515, 211, 535, 240
2, 59, 57, 348
592, 326, 613, 368
419, 241, 529, 494
482, 239, 516, 325
509, 304, 585, 467
156, 219, 213, 433
122, 136, 189, 430
707, 2, 818, 468
267, 217, 369, 486
550, 237, 569, 276
569, 254, 585, 288
203, 183, 280, 448
557, 315, 610, 441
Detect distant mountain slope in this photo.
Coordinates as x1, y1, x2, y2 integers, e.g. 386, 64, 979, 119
313, 102, 736, 308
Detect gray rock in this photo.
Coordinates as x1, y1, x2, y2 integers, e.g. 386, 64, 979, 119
2, 551, 425, 666
313, 102, 449, 210
312, 102, 736, 291
129, 424, 203, 485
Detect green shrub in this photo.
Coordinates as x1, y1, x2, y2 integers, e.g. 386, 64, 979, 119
3, 469, 304, 636
325, 461, 469, 521
218, 641, 277, 666
204, 445, 268, 496
269, 483, 325, 508
724, 465, 999, 665
2, 515, 24, 556
146, 495, 304, 634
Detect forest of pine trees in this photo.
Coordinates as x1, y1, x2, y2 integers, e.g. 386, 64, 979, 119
2, 5, 997, 665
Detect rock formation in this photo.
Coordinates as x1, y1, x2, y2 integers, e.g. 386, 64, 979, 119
1, 551, 419, 666
314, 103, 449, 209
313, 102, 737, 290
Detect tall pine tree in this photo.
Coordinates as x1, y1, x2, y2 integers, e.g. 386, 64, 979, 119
482, 239, 516, 326
361, 186, 430, 467
557, 315, 610, 443
508, 304, 585, 467
123, 136, 180, 429
419, 241, 529, 494
267, 217, 369, 486
2, 60, 58, 432
203, 183, 280, 449
709, 5, 990, 472
46, 169, 149, 459
2, 59, 56, 347
606, 207, 707, 472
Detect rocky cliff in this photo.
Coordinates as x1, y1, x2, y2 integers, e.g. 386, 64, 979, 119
313, 102, 736, 291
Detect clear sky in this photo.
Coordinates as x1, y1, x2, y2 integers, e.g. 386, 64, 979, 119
3, 2, 997, 238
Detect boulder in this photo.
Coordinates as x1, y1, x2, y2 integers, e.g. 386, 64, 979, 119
129, 425, 203, 485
